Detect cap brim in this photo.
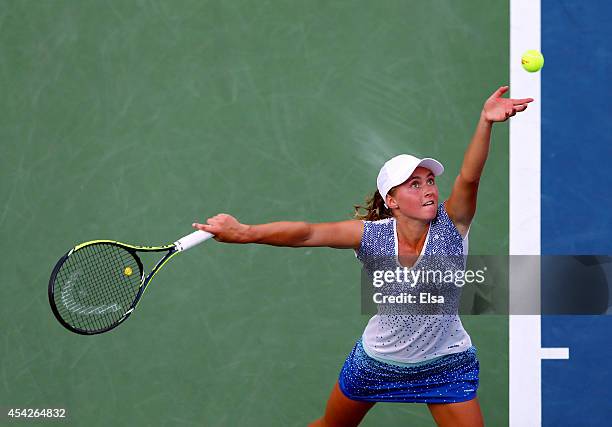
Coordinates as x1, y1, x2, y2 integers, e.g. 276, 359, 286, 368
417, 158, 444, 176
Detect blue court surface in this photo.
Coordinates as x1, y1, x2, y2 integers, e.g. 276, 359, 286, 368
541, 0, 612, 425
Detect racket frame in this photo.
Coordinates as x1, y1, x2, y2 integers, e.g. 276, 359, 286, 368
49, 240, 175, 335
49, 230, 213, 335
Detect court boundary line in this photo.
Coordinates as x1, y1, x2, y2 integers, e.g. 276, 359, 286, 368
509, 1, 570, 426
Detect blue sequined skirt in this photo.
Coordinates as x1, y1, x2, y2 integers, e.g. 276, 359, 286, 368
338, 339, 479, 403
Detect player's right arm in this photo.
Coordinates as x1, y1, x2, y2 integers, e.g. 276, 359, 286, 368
192, 214, 363, 249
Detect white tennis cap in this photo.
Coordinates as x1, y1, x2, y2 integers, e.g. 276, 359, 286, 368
377, 154, 444, 207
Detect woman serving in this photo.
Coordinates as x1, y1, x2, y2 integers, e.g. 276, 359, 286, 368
193, 86, 532, 427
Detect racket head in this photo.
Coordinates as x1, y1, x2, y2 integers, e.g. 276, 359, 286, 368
48, 241, 146, 335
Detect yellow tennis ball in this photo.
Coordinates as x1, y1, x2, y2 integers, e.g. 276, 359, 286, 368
124, 267, 133, 276
522, 50, 544, 72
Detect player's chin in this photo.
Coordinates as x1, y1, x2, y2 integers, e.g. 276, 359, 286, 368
422, 203, 438, 218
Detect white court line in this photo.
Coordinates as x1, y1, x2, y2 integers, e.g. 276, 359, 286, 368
540, 347, 570, 360
509, 1, 569, 426
509, 0, 542, 424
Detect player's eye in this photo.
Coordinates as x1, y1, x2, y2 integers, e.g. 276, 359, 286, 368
411, 181, 420, 188
427, 178, 435, 185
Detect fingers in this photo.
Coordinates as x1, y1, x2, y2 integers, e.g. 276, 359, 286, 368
192, 222, 222, 241
514, 104, 529, 112
493, 85, 509, 98
492, 86, 535, 105
505, 104, 529, 119
502, 108, 518, 120
192, 213, 237, 239
509, 104, 529, 117
511, 97, 534, 105
204, 213, 232, 225
192, 222, 215, 232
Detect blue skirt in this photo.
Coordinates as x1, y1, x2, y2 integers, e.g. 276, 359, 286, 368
338, 339, 479, 404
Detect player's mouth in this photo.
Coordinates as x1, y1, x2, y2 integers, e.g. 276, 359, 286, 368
422, 200, 435, 207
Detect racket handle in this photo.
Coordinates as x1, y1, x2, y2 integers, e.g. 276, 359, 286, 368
174, 230, 214, 252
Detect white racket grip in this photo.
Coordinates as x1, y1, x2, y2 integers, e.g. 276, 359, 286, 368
174, 230, 214, 252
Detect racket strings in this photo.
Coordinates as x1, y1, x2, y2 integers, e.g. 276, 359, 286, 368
61, 246, 139, 331
68, 248, 130, 331
53, 244, 142, 333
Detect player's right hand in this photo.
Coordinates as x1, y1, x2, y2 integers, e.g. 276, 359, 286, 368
192, 214, 251, 243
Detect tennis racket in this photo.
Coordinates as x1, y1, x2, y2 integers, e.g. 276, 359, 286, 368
48, 230, 214, 335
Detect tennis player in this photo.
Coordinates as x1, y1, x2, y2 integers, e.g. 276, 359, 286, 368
193, 86, 532, 427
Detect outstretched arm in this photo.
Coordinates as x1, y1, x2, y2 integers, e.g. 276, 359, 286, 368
446, 86, 533, 236
192, 214, 363, 249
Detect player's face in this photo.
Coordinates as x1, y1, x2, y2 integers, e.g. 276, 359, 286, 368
387, 167, 438, 221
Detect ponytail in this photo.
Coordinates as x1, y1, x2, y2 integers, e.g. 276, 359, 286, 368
354, 190, 393, 221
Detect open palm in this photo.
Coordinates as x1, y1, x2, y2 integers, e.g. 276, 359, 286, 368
482, 86, 533, 122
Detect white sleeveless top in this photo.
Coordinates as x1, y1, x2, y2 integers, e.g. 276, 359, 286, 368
356, 203, 472, 363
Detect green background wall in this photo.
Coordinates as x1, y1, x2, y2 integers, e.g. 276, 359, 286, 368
0, 1, 508, 425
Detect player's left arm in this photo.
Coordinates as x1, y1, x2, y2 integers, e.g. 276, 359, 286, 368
446, 86, 533, 237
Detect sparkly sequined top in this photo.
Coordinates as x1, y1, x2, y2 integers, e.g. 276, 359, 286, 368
356, 202, 472, 363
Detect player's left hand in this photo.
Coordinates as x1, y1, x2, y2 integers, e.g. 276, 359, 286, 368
482, 86, 534, 122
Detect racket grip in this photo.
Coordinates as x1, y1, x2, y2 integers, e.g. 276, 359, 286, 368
174, 230, 214, 252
